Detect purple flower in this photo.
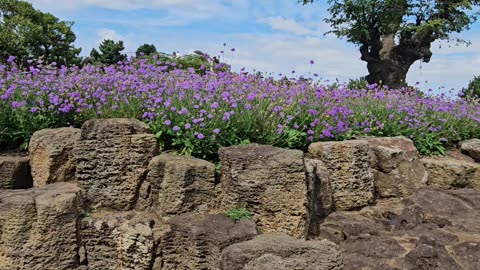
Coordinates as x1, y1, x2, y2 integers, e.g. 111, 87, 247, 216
213, 128, 220, 134
178, 107, 189, 115
197, 133, 205, 140
164, 120, 172, 126
309, 60, 315, 65
222, 112, 231, 121
173, 126, 180, 132
185, 123, 191, 129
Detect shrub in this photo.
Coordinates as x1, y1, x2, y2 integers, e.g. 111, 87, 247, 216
460, 75, 480, 100
224, 206, 252, 222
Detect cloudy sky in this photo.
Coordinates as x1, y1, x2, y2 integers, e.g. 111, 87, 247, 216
28, 0, 480, 94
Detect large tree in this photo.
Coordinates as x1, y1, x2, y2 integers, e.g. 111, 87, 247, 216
136, 43, 157, 57
90, 39, 126, 65
0, 0, 81, 66
300, 0, 480, 88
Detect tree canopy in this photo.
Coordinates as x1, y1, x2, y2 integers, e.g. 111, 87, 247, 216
300, 0, 480, 88
0, 0, 82, 66
89, 39, 126, 65
461, 75, 480, 99
136, 43, 157, 57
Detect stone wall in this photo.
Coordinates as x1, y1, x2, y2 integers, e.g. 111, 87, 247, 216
0, 118, 479, 270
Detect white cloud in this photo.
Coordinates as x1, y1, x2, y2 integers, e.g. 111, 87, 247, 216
260, 16, 313, 36
29, 0, 247, 23
96, 28, 123, 43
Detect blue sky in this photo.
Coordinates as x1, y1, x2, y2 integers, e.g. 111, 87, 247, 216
29, 0, 480, 94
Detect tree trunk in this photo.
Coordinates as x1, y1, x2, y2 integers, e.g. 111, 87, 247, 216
361, 34, 432, 89
365, 57, 412, 89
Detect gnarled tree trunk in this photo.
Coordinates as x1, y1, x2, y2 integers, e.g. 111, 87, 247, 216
361, 33, 433, 89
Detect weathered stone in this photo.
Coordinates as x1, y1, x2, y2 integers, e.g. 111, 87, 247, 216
0, 183, 83, 270
308, 140, 375, 210
305, 158, 334, 238
160, 213, 258, 270
460, 139, 480, 162
422, 157, 480, 190
315, 187, 480, 270
450, 241, 480, 270
0, 154, 32, 189
137, 153, 216, 214
404, 236, 463, 270
29, 127, 81, 186
74, 118, 158, 210
360, 136, 427, 198
221, 233, 343, 270
217, 144, 307, 238
80, 211, 158, 270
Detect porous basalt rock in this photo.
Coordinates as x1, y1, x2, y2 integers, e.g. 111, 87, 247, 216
316, 187, 480, 270
304, 158, 334, 238
0, 154, 32, 189
79, 211, 159, 270
74, 118, 158, 210
360, 136, 427, 198
217, 144, 307, 238
160, 213, 258, 270
0, 183, 83, 270
308, 140, 375, 211
137, 153, 216, 214
220, 233, 343, 270
460, 139, 480, 162
422, 157, 480, 190
29, 127, 81, 186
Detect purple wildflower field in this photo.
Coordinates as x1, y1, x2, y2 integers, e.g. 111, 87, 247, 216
0, 56, 479, 159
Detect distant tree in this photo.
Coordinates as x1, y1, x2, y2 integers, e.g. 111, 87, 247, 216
0, 0, 82, 66
90, 39, 126, 65
300, 0, 480, 89
89, 48, 100, 59
461, 75, 480, 100
136, 43, 157, 57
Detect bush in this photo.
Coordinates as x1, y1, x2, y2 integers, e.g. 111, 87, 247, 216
347, 77, 369, 90
225, 207, 252, 222
460, 75, 480, 100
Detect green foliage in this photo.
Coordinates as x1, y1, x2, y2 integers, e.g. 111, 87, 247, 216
142, 51, 230, 76
0, 100, 75, 151
136, 44, 157, 57
90, 39, 127, 65
301, 0, 479, 45
224, 206, 252, 222
347, 77, 369, 89
461, 75, 480, 100
0, 0, 82, 66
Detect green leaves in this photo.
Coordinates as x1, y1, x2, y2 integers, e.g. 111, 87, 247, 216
89, 39, 127, 65
136, 44, 157, 58
224, 206, 252, 222
461, 75, 480, 100
302, 0, 479, 44
0, 0, 81, 66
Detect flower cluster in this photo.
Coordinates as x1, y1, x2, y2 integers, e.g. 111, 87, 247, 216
0, 57, 478, 158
